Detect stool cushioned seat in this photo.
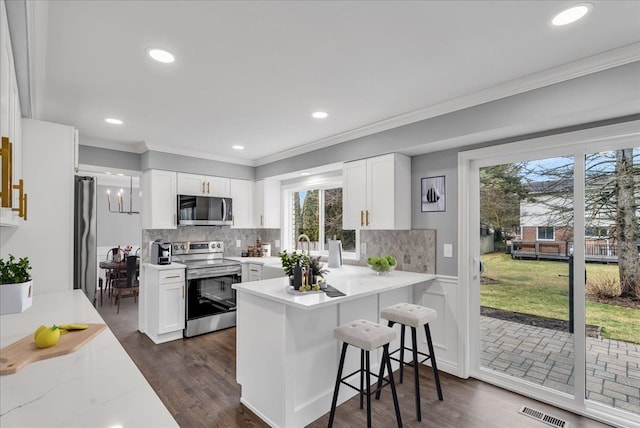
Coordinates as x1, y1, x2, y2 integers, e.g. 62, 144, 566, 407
334, 319, 396, 351
381, 303, 437, 328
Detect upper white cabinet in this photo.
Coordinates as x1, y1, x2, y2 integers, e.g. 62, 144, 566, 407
177, 172, 230, 197
1, 0, 23, 223
255, 179, 280, 228
230, 178, 254, 228
343, 153, 411, 230
142, 169, 177, 229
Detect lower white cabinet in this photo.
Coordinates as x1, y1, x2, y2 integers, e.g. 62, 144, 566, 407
143, 264, 185, 344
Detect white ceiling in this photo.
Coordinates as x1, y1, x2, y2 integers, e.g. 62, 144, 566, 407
37, 1, 640, 166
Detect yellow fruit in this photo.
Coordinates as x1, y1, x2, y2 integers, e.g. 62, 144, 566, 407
35, 325, 61, 349
33, 325, 47, 340
59, 323, 88, 330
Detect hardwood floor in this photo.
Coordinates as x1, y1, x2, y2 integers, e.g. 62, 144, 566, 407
97, 298, 612, 428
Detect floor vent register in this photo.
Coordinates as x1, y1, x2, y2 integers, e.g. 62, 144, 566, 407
518, 405, 569, 428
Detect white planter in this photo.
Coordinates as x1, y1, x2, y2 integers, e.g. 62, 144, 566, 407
0, 280, 33, 315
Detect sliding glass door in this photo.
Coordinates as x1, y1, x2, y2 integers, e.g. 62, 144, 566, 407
460, 121, 640, 426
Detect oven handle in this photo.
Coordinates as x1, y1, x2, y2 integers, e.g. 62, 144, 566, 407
187, 268, 242, 280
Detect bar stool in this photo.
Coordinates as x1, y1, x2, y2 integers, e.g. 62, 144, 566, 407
375, 303, 443, 421
328, 319, 403, 428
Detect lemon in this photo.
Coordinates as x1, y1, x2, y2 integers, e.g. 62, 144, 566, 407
35, 325, 61, 348
33, 325, 47, 340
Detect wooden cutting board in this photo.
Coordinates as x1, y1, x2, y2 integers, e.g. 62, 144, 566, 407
0, 323, 107, 375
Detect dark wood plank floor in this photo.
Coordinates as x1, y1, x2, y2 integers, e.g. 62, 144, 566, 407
97, 297, 612, 428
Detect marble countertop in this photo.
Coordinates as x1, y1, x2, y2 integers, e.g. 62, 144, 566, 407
232, 265, 435, 310
0, 290, 177, 427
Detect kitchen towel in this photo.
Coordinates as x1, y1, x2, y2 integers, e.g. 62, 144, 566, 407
324, 284, 346, 298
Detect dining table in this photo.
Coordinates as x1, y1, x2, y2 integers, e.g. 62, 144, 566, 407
98, 257, 140, 306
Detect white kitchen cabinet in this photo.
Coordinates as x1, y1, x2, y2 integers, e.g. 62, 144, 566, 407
255, 178, 280, 228
142, 169, 177, 229
230, 178, 254, 228
342, 153, 411, 230
177, 172, 230, 197
1, 0, 23, 221
247, 263, 262, 281
143, 264, 185, 344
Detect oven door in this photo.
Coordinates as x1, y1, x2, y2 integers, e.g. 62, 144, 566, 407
186, 273, 240, 321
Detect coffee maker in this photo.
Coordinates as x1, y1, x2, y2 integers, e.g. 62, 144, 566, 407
151, 239, 171, 265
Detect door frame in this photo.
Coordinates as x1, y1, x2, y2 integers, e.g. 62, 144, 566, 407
458, 120, 640, 426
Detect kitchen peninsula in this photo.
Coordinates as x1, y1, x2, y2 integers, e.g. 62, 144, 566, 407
0, 290, 177, 427
233, 265, 436, 427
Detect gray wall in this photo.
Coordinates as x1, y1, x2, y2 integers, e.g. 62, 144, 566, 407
256, 61, 640, 178
141, 150, 254, 180
79, 145, 142, 171
96, 184, 141, 248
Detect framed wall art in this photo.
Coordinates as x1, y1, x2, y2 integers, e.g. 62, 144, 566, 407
421, 175, 446, 212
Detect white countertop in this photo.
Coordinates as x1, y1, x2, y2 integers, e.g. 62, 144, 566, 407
0, 290, 177, 428
232, 265, 435, 310
226, 256, 281, 265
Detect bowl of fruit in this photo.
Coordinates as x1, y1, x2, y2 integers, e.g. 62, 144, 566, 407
366, 255, 397, 275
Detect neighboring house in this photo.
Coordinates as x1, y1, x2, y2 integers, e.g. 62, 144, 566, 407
515, 180, 623, 261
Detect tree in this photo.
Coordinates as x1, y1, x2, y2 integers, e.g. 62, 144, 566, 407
480, 164, 528, 242
324, 188, 356, 251
301, 190, 319, 242
614, 149, 640, 298
521, 149, 640, 298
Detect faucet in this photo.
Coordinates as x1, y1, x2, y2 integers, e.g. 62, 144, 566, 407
296, 234, 311, 256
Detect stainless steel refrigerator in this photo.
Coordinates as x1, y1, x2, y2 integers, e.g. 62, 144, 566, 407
74, 176, 97, 306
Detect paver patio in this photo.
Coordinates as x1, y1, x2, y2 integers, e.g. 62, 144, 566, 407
480, 315, 640, 414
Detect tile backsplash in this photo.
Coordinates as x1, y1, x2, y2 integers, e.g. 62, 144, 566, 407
142, 227, 436, 274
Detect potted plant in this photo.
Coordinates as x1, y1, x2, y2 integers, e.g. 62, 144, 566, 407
0, 254, 33, 315
308, 256, 329, 284
279, 250, 309, 286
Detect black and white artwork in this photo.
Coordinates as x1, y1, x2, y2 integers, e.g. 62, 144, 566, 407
421, 176, 446, 212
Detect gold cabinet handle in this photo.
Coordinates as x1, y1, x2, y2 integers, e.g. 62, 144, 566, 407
207, 182, 210, 193
1, 137, 13, 208
165, 275, 181, 279
202, 182, 206, 193
182, 285, 185, 299
360, 210, 364, 227
260, 214, 264, 227
12, 179, 26, 220
366, 210, 370, 226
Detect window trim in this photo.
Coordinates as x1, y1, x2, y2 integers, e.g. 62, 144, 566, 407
281, 176, 359, 259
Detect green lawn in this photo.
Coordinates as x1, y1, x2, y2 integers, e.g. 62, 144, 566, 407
480, 252, 640, 344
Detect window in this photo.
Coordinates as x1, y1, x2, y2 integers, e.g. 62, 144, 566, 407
585, 226, 609, 238
537, 226, 555, 240
284, 182, 357, 257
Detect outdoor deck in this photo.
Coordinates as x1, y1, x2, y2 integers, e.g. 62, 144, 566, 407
508, 240, 636, 263
481, 315, 640, 414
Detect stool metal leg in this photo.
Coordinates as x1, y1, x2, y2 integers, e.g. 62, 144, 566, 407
360, 349, 365, 409
410, 327, 422, 421
424, 323, 443, 400
365, 350, 372, 428
383, 344, 403, 428
328, 342, 348, 427
399, 323, 406, 383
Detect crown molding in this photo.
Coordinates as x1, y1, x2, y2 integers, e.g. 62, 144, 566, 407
254, 43, 640, 166
146, 143, 256, 167
80, 136, 148, 154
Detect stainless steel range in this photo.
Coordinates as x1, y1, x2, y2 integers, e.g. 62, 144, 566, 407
172, 241, 242, 337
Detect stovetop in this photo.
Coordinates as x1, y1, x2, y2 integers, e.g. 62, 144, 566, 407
175, 257, 241, 269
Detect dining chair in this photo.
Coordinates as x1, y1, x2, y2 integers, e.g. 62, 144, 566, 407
101, 247, 123, 305
111, 255, 140, 314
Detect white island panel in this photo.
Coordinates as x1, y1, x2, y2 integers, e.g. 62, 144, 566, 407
234, 265, 435, 428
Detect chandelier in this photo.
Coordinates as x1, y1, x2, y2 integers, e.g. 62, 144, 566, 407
106, 176, 140, 215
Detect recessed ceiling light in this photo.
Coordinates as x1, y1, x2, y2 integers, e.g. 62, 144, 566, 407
551, 3, 592, 26
311, 111, 329, 119
105, 118, 123, 125
147, 48, 175, 63
232, 145, 244, 150
300, 172, 311, 176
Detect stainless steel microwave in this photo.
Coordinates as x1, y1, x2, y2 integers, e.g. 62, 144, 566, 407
177, 195, 233, 226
